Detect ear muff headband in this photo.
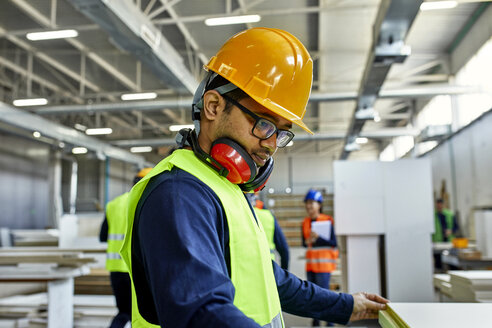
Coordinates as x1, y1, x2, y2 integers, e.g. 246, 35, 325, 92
239, 157, 273, 192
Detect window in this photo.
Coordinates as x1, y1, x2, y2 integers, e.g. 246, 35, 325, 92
455, 37, 492, 126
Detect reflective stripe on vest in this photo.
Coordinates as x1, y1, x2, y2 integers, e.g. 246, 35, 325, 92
108, 233, 125, 241
105, 192, 129, 272
120, 150, 283, 327
262, 312, 283, 328
107, 252, 122, 260
254, 208, 276, 261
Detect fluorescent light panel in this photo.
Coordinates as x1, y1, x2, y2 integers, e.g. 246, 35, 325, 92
13, 98, 48, 106
169, 124, 194, 132
85, 128, 113, 135
356, 137, 368, 144
121, 92, 157, 101
26, 29, 78, 41
74, 123, 87, 131
205, 15, 261, 26
420, 1, 457, 11
72, 147, 88, 154
130, 146, 153, 153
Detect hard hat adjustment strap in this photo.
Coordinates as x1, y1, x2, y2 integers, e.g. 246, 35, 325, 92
192, 72, 239, 134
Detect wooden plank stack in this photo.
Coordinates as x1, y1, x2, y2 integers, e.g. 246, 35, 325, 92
0, 293, 116, 328
449, 270, 492, 302
433, 273, 452, 298
74, 268, 112, 295
379, 302, 492, 328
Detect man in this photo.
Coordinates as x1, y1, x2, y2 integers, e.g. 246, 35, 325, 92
302, 189, 339, 327
432, 198, 460, 270
246, 193, 290, 270
121, 27, 387, 327
99, 168, 152, 328
432, 198, 459, 242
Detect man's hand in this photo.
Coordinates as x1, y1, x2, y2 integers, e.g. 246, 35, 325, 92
349, 292, 389, 321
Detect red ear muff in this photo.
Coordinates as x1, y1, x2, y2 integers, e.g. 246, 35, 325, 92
239, 157, 273, 192
210, 138, 257, 184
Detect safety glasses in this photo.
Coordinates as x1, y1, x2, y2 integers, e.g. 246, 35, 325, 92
221, 94, 294, 148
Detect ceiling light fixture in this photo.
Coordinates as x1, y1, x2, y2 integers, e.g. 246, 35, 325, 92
85, 128, 113, 135
205, 14, 261, 26
13, 98, 48, 107
130, 146, 153, 153
121, 92, 157, 101
344, 142, 361, 152
72, 147, 88, 154
356, 137, 369, 144
169, 124, 194, 132
26, 29, 78, 41
74, 123, 87, 131
420, 1, 457, 11
32, 131, 41, 138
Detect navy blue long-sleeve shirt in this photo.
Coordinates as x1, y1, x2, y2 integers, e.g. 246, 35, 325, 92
132, 167, 353, 327
272, 218, 290, 270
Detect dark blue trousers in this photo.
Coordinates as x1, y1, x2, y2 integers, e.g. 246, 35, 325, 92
109, 271, 132, 328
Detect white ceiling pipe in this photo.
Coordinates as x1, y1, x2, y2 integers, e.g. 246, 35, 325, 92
33, 84, 480, 115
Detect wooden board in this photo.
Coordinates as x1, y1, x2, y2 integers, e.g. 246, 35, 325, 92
0, 252, 95, 267
380, 303, 492, 328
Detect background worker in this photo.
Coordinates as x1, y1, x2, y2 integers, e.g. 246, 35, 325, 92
99, 168, 152, 328
432, 198, 460, 270
302, 189, 338, 327
433, 198, 459, 243
120, 27, 388, 327
246, 193, 290, 270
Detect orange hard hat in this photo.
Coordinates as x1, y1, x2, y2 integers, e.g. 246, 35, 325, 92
205, 27, 313, 134
136, 167, 153, 178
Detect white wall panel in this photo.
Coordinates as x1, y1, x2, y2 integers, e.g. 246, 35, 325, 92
471, 113, 492, 206
425, 111, 492, 236
383, 159, 434, 234
385, 232, 434, 301
0, 134, 50, 229
334, 161, 385, 234
346, 236, 381, 295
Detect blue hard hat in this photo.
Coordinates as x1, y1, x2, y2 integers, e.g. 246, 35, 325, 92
304, 189, 323, 203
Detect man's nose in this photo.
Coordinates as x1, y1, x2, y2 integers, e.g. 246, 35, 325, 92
260, 133, 277, 153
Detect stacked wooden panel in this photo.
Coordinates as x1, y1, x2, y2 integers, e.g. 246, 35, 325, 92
379, 303, 492, 328
449, 270, 492, 302
0, 293, 116, 328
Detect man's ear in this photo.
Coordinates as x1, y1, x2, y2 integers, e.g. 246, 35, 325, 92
202, 90, 226, 121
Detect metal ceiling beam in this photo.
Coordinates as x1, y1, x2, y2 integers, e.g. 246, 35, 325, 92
152, 4, 382, 25
156, 0, 208, 65
10, 0, 140, 91
0, 56, 83, 104
0, 101, 148, 166
69, 0, 198, 93
32, 84, 480, 115
2, 7, 169, 133
111, 127, 421, 147
339, 0, 423, 160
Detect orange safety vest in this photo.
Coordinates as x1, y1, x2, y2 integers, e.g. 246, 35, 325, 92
302, 214, 338, 273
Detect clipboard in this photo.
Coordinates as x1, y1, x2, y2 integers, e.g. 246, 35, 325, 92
311, 221, 332, 240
